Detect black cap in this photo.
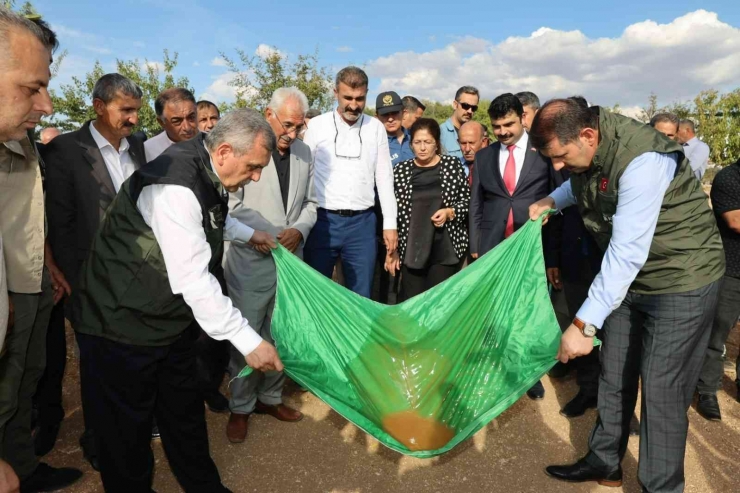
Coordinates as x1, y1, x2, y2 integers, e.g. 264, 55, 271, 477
376, 91, 403, 115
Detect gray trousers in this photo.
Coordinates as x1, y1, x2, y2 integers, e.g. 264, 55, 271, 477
696, 275, 740, 394
228, 290, 284, 414
0, 269, 52, 479
585, 281, 719, 493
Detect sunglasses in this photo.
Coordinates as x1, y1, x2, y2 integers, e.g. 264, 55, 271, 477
457, 102, 478, 112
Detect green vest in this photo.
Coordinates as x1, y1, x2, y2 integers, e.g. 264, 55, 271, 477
570, 109, 724, 294
71, 136, 229, 346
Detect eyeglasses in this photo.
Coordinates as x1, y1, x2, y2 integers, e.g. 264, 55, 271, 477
333, 113, 363, 159
457, 102, 478, 112
273, 112, 305, 136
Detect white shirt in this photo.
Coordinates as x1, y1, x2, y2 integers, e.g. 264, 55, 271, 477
135, 156, 263, 356
303, 111, 397, 229
144, 130, 175, 163
498, 131, 529, 185
89, 121, 138, 192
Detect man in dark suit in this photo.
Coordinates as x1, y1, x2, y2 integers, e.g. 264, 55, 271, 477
469, 92, 554, 399
40, 73, 146, 468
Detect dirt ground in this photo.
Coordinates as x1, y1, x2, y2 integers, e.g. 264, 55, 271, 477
46, 321, 740, 493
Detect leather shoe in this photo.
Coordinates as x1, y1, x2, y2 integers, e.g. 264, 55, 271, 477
526, 380, 545, 400
560, 391, 597, 418
205, 391, 229, 414
33, 422, 61, 457
546, 457, 622, 487
629, 414, 640, 436
226, 413, 249, 443
79, 430, 100, 471
20, 462, 83, 493
696, 393, 721, 421
548, 362, 569, 379
254, 402, 303, 422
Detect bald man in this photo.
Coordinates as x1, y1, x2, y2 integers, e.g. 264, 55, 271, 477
458, 121, 488, 184
38, 127, 60, 145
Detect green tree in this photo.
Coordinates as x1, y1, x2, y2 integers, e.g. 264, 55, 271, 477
693, 89, 740, 166
221, 47, 333, 112
46, 50, 191, 135
3, 1, 68, 78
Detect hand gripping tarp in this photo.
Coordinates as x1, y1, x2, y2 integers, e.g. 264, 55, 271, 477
238, 216, 561, 457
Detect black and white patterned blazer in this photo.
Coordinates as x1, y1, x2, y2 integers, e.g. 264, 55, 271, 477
393, 154, 470, 262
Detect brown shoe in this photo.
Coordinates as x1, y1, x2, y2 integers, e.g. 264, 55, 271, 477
226, 413, 249, 443
254, 402, 304, 422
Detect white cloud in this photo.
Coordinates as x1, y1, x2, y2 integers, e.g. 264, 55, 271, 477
199, 72, 256, 104
193, 61, 200, 67
255, 44, 285, 59
51, 24, 85, 39
211, 57, 228, 67
366, 10, 740, 107
83, 45, 113, 55
336, 46, 353, 53
133, 41, 146, 48
141, 61, 166, 72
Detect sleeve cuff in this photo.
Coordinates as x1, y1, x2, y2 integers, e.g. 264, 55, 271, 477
575, 297, 611, 329
233, 222, 254, 244
229, 324, 263, 356
382, 217, 397, 230
548, 188, 569, 211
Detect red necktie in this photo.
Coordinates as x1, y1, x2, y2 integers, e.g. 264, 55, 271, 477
468, 162, 474, 187
503, 144, 516, 238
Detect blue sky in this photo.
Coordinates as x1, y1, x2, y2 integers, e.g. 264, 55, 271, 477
34, 0, 740, 112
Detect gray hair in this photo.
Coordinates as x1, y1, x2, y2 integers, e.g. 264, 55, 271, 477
515, 91, 541, 110
267, 87, 309, 114
649, 112, 679, 128
92, 73, 143, 103
0, 8, 45, 51
205, 108, 276, 156
455, 86, 479, 101
679, 118, 696, 133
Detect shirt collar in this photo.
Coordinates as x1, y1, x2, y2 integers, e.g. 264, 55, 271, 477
90, 121, 129, 153
388, 127, 410, 144
2, 140, 25, 157
686, 136, 699, 146
334, 110, 364, 130
442, 118, 457, 133
506, 131, 529, 150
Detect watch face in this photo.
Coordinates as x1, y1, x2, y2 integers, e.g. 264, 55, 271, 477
584, 325, 597, 337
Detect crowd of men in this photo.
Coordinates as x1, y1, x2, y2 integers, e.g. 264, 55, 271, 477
1, 7, 739, 493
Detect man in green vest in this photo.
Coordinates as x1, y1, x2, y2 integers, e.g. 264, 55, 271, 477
71, 108, 281, 493
528, 99, 724, 493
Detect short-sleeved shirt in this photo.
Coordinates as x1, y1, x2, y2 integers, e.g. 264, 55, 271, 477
710, 160, 740, 278
388, 128, 414, 166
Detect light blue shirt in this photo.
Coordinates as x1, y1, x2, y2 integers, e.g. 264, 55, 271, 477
683, 136, 709, 180
440, 118, 463, 161
549, 152, 678, 328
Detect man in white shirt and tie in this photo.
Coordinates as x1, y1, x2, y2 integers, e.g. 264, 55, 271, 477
302, 67, 398, 297
678, 119, 710, 181
144, 87, 198, 162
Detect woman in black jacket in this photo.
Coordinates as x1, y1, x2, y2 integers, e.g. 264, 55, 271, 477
385, 118, 470, 301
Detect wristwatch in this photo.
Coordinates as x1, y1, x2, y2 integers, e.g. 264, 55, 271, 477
573, 317, 598, 337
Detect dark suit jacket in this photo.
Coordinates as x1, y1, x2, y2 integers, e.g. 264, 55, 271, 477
43, 121, 147, 292
545, 169, 603, 284
469, 140, 554, 256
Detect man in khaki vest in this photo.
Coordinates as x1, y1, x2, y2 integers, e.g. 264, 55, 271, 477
529, 99, 724, 493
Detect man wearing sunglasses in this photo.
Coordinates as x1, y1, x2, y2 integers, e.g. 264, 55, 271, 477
303, 67, 398, 298
441, 86, 480, 163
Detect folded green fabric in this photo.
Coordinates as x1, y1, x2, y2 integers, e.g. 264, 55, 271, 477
239, 215, 562, 457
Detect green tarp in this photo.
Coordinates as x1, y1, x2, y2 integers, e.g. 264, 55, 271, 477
238, 216, 561, 457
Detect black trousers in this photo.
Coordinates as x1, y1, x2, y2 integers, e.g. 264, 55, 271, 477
34, 301, 67, 426
372, 241, 399, 304
563, 281, 601, 397
696, 275, 740, 394
77, 327, 229, 493
194, 329, 229, 396
398, 261, 461, 302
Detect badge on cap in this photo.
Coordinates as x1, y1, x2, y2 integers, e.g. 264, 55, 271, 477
383, 95, 393, 106
599, 177, 608, 192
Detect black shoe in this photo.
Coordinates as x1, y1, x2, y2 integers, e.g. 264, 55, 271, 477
151, 423, 161, 439
548, 362, 569, 379
79, 430, 99, 471
696, 394, 721, 421
527, 380, 545, 400
560, 392, 597, 418
545, 457, 622, 487
20, 463, 83, 493
205, 391, 229, 413
33, 423, 61, 457
629, 414, 640, 436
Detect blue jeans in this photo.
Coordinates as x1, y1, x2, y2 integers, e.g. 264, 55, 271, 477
304, 209, 377, 298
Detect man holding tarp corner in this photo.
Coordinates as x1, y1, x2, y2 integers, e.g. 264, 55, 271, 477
528, 99, 724, 492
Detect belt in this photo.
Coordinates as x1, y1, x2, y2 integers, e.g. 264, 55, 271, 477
320, 207, 373, 217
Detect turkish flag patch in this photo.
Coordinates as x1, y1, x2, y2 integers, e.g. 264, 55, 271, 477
599, 177, 609, 192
